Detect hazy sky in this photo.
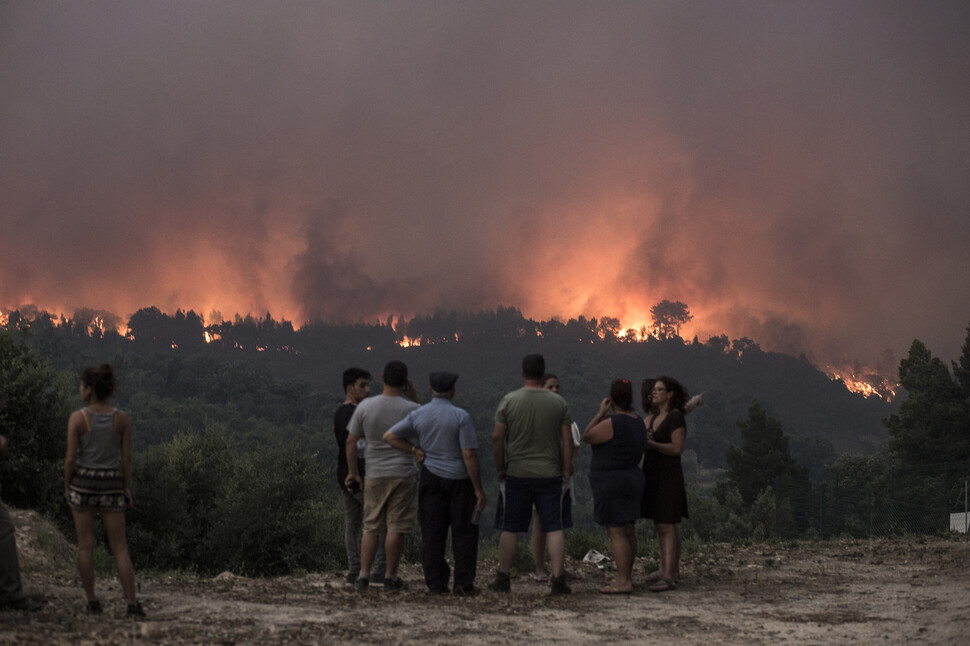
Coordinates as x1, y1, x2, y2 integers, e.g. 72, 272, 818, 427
2, 1, 968, 371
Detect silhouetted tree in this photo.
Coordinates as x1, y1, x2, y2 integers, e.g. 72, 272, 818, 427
731, 337, 761, 359
650, 300, 693, 339
597, 316, 621, 341
954, 322, 970, 397
885, 334, 970, 465
724, 401, 810, 505
706, 334, 730, 353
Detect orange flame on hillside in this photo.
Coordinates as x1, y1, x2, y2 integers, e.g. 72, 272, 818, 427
2, 305, 900, 402
825, 366, 898, 402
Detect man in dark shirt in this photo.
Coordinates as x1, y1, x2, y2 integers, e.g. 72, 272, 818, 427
334, 368, 385, 585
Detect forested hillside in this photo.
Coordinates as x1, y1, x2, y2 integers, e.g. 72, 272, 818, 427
5, 308, 970, 578
5, 305, 892, 474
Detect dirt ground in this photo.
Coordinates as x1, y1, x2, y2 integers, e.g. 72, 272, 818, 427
2, 509, 969, 645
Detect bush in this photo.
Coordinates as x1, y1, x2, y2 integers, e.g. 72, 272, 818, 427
128, 424, 344, 576
566, 528, 609, 561
0, 329, 72, 517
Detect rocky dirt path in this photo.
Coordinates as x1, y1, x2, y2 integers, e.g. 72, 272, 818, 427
2, 510, 969, 645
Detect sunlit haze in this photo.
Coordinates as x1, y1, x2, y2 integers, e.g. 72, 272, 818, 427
2, 2, 969, 378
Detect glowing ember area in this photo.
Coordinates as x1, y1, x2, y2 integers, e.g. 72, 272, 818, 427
826, 367, 898, 402
204, 331, 220, 344
618, 327, 652, 342
397, 335, 422, 348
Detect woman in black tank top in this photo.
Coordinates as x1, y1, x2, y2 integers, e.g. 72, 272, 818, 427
582, 379, 645, 594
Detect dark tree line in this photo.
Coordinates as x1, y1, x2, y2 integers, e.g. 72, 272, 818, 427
8, 308, 957, 575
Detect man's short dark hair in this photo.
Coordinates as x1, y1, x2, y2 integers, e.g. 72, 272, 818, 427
522, 354, 545, 380
383, 360, 409, 388
342, 367, 370, 390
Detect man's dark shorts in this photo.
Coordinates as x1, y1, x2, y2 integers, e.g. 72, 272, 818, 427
494, 475, 572, 533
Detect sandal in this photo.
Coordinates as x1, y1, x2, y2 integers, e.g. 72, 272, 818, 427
598, 583, 633, 594
649, 578, 677, 593
643, 570, 664, 584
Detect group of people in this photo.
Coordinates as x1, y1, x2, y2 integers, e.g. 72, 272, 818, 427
335, 361, 484, 594
583, 376, 697, 593
0, 352, 695, 616
335, 352, 697, 596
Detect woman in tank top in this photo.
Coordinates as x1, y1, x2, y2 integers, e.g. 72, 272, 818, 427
582, 379, 645, 594
64, 364, 144, 617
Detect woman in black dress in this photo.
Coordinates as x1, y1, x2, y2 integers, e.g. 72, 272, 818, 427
641, 376, 688, 592
583, 379, 645, 594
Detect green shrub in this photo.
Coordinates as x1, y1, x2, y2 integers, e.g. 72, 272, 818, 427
566, 528, 608, 561
128, 424, 345, 576
0, 329, 72, 517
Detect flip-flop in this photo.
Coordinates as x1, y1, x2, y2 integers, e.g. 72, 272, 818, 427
598, 584, 633, 594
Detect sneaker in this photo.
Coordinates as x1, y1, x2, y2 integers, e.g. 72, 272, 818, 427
353, 577, 369, 592
487, 570, 510, 593
87, 600, 103, 615
550, 575, 571, 595
383, 576, 408, 592
126, 602, 146, 618
369, 572, 386, 587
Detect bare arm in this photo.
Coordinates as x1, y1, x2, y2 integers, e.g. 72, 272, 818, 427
64, 411, 82, 499
492, 421, 507, 481
383, 430, 424, 463
403, 378, 422, 404
345, 433, 362, 490
582, 398, 614, 445
685, 392, 705, 414
461, 449, 486, 511
646, 426, 686, 457
561, 424, 573, 482
117, 411, 134, 507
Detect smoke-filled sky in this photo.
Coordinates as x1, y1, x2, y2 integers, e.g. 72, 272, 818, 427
2, 1, 969, 369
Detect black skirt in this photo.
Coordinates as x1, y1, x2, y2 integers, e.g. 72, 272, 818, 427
589, 468, 644, 527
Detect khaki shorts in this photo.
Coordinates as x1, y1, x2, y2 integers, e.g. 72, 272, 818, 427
363, 475, 419, 534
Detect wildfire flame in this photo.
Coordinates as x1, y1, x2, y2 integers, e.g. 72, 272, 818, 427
825, 366, 898, 402
1, 306, 899, 402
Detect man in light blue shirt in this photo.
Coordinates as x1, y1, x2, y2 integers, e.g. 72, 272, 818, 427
384, 372, 486, 595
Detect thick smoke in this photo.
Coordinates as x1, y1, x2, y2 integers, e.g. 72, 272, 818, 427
1, 1, 969, 367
